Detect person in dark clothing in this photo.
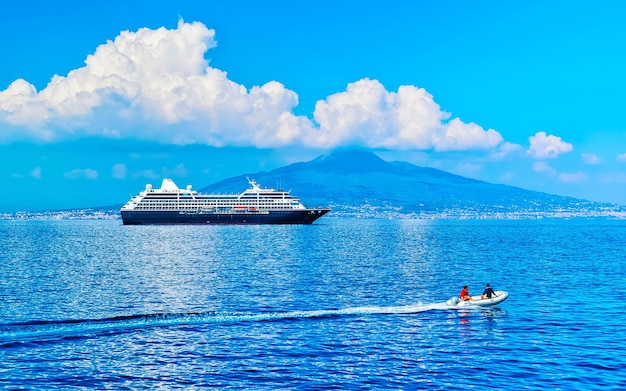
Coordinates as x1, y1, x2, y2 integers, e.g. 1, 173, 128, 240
481, 283, 497, 299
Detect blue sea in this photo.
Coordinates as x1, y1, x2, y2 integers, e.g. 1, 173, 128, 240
1, 218, 625, 390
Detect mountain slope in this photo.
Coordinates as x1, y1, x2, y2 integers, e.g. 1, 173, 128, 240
199, 149, 600, 215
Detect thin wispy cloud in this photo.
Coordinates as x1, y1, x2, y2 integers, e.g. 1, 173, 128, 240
533, 161, 557, 176
132, 169, 159, 180
161, 163, 188, 178
64, 169, 99, 180
112, 163, 127, 179
30, 167, 42, 179
582, 153, 600, 165
599, 172, 626, 183
559, 172, 587, 184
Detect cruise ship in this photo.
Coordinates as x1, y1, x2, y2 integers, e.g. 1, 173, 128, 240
120, 178, 330, 225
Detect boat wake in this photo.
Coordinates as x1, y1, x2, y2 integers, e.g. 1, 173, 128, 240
0, 301, 453, 346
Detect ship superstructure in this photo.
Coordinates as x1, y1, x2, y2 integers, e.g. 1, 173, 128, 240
120, 178, 330, 225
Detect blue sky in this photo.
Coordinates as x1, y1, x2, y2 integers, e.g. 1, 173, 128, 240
1, 1, 626, 211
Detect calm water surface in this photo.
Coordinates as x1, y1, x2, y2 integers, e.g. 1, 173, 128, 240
1, 218, 625, 389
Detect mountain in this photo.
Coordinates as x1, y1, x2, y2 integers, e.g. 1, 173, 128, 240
4, 149, 621, 220
199, 149, 611, 217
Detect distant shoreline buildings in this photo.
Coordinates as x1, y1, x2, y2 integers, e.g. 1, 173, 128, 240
1, 204, 625, 221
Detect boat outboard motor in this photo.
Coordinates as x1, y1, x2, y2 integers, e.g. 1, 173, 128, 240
446, 297, 460, 306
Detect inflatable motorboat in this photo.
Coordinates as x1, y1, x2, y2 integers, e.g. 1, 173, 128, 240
446, 290, 508, 309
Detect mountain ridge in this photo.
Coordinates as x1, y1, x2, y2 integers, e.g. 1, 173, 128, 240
199, 149, 609, 216
3, 149, 624, 219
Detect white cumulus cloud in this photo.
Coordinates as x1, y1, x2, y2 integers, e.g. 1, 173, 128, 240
0, 22, 504, 152
527, 131, 573, 159
312, 79, 503, 150
0, 21, 310, 147
617, 153, 626, 162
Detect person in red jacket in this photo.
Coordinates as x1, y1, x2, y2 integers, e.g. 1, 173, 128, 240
459, 285, 472, 301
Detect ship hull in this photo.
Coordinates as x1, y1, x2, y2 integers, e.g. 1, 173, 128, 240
121, 209, 330, 225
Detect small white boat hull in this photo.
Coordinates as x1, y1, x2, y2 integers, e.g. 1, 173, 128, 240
446, 290, 508, 308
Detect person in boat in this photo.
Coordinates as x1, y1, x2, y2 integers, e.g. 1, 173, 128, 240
459, 285, 472, 301
481, 283, 497, 299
